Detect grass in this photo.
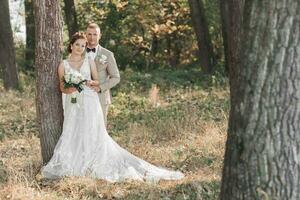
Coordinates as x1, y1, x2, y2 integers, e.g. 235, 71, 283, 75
0, 68, 229, 199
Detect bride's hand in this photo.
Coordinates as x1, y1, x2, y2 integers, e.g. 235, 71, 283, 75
64, 87, 77, 94
86, 80, 98, 87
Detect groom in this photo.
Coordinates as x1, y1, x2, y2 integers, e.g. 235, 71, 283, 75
86, 23, 120, 125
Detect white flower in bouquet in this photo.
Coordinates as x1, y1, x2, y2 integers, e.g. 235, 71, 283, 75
64, 73, 71, 82
70, 71, 84, 84
63, 71, 86, 104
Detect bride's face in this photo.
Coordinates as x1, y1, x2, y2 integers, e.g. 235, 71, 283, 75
71, 39, 86, 55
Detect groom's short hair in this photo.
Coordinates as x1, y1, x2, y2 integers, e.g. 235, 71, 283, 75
87, 22, 101, 33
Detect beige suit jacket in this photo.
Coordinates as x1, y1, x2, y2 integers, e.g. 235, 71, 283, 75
94, 46, 120, 105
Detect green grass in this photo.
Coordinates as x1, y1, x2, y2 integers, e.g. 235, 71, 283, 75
0, 68, 229, 199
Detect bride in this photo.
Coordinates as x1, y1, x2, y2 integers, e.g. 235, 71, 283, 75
41, 32, 184, 182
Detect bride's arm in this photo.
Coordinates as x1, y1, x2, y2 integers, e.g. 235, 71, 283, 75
87, 59, 100, 90
58, 61, 77, 94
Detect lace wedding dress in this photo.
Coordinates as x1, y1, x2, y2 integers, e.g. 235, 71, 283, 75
41, 57, 184, 182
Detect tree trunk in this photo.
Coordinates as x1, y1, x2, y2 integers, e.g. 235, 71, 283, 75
63, 0, 78, 39
219, 0, 244, 154
0, 0, 19, 90
151, 33, 158, 57
25, 0, 35, 72
188, 0, 215, 73
220, 0, 244, 81
169, 34, 181, 68
221, 1, 300, 199
219, 0, 229, 74
35, 0, 64, 163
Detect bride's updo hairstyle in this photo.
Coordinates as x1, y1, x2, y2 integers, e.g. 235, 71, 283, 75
67, 32, 87, 53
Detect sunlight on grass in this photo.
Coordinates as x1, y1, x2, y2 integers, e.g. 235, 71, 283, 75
0, 70, 229, 199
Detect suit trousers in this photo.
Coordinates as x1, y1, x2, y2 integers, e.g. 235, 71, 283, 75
100, 100, 109, 126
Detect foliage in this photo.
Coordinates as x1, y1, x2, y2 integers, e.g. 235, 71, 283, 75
11, 0, 225, 76
203, 0, 224, 63
7, 0, 225, 78
75, 0, 222, 70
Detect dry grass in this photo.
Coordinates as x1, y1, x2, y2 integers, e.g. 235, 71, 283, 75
0, 77, 229, 199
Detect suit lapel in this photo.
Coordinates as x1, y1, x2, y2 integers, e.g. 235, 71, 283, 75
97, 45, 102, 57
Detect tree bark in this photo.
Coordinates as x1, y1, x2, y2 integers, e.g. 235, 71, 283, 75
0, 0, 19, 90
151, 33, 158, 57
188, 0, 215, 73
25, 0, 35, 72
35, 0, 64, 163
220, 0, 244, 81
219, 0, 229, 74
63, 0, 78, 39
221, 1, 300, 199
169, 33, 181, 68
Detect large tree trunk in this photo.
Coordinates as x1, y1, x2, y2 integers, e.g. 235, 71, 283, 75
188, 0, 215, 73
0, 0, 19, 90
63, 0, 78, 39
221, 1, 300, 199
35, 0, 64, 163
25, 0, 35, 72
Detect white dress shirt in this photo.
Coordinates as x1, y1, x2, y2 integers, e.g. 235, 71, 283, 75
87, 44, 101, 60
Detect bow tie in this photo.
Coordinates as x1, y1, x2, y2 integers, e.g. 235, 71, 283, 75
87, 47, 96, 53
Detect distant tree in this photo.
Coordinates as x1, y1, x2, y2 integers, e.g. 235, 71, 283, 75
76, 0, 194, 70
188, 0, 215, 73
221, 0, 300, 199
219, 0, 229, 74
63, 0, 78, 39
0, 0, 19, 89
220, 0, 244, 79
25, 0, 35, 71
219, 0, 244, 126
35, 0, 64, 163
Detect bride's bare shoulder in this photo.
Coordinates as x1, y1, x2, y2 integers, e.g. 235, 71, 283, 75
58, 61, 66, 75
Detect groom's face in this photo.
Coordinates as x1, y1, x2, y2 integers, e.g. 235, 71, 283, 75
86, 28, 101, 47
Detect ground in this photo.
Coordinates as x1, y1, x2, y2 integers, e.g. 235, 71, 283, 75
0, 68, 229, 199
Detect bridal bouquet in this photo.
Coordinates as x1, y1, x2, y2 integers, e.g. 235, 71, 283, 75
63, 71, 86, 103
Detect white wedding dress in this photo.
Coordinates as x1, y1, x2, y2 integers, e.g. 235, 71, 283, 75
42, 57, 184, 182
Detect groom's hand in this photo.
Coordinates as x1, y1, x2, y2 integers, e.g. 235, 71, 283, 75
95, 86, 101, 93
87, 80, 99, 87
86, 80, 93, 87
90, 86, 101, 93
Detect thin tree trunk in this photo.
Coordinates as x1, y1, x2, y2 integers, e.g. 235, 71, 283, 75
188, 0, 215, 73
151, 33, 158, 57
25, 0, 35, 72
219, 0, 244, 162
221, 1, 300, 199
166, 35, 173, 67
0, 0, 19, 90
147, 33, 158, 70
63, 0, 78, 39
220, 0, 244, 86
219, 0, 229, 74
35, 0, 64, 163
169, 34, 181, 68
